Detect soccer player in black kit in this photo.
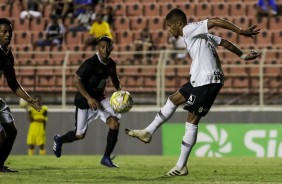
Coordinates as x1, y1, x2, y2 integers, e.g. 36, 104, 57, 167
53, 36, 122, 168
0, 18, 41, 172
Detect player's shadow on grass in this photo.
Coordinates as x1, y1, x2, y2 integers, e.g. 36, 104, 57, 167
112, 176, 174, 181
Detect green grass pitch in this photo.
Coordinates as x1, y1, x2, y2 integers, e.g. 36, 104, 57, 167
1, 156, 281, 184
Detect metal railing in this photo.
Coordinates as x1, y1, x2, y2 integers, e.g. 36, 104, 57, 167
3, 48, 281, 108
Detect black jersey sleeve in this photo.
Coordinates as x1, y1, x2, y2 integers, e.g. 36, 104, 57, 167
76, 58, 93, 79
4, 53, 20, 92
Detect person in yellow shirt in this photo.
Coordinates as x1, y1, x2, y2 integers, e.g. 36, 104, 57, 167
26, 95, 48, 156
85, 13, 113, 49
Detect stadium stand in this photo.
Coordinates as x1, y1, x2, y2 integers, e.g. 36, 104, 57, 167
1, 0, 281, 105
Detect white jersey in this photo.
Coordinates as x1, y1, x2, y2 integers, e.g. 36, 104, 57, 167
182, 19, 224, 87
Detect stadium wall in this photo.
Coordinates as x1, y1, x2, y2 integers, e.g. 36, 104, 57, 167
10, 108, 282, 157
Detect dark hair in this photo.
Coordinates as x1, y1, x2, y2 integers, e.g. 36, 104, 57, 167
0, 18, 12, 27
97, 36, 113, 45
165, 8, 187, 24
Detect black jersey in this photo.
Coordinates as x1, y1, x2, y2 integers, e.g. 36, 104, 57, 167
74, 53, 120, 109
0, 48, 17, 82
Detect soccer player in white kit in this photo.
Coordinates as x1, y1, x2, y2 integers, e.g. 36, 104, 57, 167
125, 8, 261, 176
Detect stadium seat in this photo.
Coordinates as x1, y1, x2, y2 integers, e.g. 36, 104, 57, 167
195, 3, 212, 17
113, 17, 129, 31
219, 30, 238, 44
147, 17, 164, 30
65, 32, 83, 45
12, 19, 29, 32
232, 77, 249, 89
31, 31, 44, 44
10, 1, 21, 18
126, 3, 142, 16
29, 18, 47, 31
20, 76, 35, 88
126, 76, 143, 87
115, 31, 132, 45
232, 17, 250, 28
143, 76, 156, 88
269, 18, 282, 30
151, 31, 169, 46
212, 3, 229, 17
114, 4, 126, 16
245, 2, 256, 16
255, 31, 272, 46
34, 58, 54, 66
159, 3, 176, 16
43, 4, 52, 17
129, 17, 147, 30
14, 31, 31, 45
143, 3, 159, 16
229, 2, 246, 16
176, 3, 195, 17
37, 76, 56, 87
0, 4, 10, 17
272, 31, 282, 47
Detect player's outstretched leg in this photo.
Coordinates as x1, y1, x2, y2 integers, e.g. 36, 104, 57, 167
53, 135, 62, 158
124, 129, 152, 144
165, 165, 188, 177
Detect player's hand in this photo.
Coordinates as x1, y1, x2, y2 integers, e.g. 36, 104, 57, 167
87, 97, 99, 110
27, 98, 41, 111
241, 50, 261, 60
239, 25, 260, 39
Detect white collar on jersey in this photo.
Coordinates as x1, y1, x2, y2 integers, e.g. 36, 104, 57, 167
96, 52, 109, 65
0, 45, 9, 55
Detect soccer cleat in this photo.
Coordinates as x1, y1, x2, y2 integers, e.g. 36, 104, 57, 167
53, 135, 62, 158
165, 166, 188, 177
124, 129, 152, 144
0, 166, 18, 172
100, 157, 118, 168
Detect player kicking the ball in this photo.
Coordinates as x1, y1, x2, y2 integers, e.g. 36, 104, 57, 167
125, 8, 260, 176
53, 36, 122, 168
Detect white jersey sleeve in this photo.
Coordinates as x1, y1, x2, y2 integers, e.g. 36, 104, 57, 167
182, 19, 224, 87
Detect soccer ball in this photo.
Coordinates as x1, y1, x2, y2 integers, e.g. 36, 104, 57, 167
110, 91, 133, 113
19, 98, 28, 108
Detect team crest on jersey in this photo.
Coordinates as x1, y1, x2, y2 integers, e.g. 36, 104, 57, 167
186, 94, 196, 106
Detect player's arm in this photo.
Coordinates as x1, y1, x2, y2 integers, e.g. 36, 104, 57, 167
110, 64, 121, 91
207, 17, 260, 38
4, 64, 41, 111
73, 74, 99, 109
219, 38, 260, 60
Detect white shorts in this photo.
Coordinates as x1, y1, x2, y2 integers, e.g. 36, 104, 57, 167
75, 98, 121, 135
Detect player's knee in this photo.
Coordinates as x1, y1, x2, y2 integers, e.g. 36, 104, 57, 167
106, 116, 119, 130
75, 133, 85, 140
187, 112, 201, 124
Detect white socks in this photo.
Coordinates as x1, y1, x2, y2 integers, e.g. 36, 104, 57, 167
176, 122, 198, 168
145, 98, 177, 134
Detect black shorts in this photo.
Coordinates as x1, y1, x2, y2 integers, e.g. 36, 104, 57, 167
179, 82, 222, 117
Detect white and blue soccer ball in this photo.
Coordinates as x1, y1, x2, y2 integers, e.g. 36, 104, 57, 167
110, 91, 133, 113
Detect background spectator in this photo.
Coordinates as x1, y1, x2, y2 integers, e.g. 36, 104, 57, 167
103, 5, 114, 27
49, 0, 74, 19
20, 0, 43, 20
131, 28, 153, 59
256, 0, 279, 21
67, 5, 95, 32
24, 95, 48, 156
33, 15, 66, 48
73, 0, 93, 18
84, 12, 113, 49
169, 36, 187, 62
